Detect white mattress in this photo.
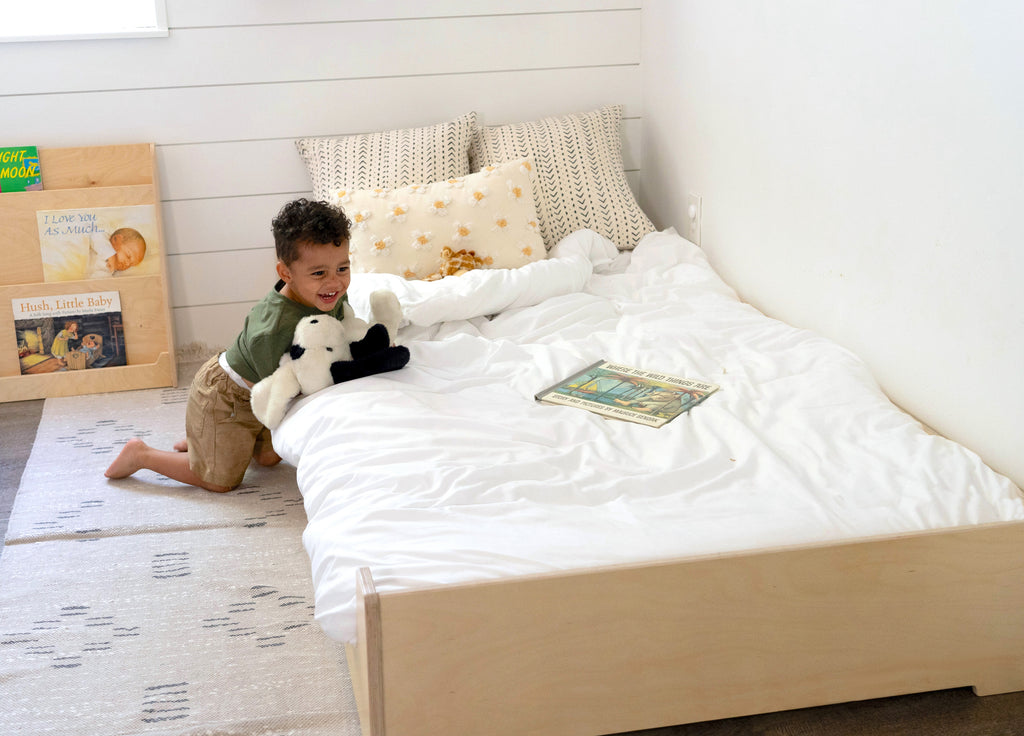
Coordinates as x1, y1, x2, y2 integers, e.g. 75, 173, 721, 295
273, 229, 1024, 643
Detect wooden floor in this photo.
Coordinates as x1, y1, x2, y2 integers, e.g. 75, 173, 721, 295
3, 396, 1024, 736
0, 397, 43, 549
634, 687, 1024, 736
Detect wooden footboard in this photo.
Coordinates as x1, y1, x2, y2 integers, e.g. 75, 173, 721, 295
346, 521, 1024, 736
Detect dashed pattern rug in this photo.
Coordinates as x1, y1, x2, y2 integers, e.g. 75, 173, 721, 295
0, 377, 360, 736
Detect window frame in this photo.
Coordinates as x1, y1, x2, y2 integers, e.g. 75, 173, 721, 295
0, 0, 168, 43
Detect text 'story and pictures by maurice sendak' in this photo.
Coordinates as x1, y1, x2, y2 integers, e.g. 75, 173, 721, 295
535, 360, 719, 428
37, 203, 161, 283
0, 145, 42, 192
13, 291, 126, 375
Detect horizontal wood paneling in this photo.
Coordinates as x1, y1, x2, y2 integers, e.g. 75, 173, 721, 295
167, 0, 639, 26
3, 0, 647, 354
167, 249, 272, 306
161, 194, 296, 256
0, 12, 640, 96
173, 302, 255, 352
2, 67, 641, 149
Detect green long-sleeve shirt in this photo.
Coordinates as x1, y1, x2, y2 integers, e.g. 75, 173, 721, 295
223, 280, 348, 384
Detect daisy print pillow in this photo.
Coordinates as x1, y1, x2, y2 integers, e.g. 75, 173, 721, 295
336, 159, 546, 279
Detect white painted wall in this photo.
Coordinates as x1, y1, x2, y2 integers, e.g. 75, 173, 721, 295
5, 0, 1018, 486
640, 1, 1023, 486
0, 0, 643, 353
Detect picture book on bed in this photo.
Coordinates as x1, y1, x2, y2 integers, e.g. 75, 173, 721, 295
535, 360, 719, 428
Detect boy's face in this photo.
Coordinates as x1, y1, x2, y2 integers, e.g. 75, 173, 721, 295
277, 240, 351, 312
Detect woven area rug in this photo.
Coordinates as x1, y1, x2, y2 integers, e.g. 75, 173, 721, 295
0, 378, 361, 736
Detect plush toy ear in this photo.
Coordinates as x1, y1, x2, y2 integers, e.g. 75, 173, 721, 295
349, 323, 391, 360
330, 344, 410, 385
341, 301, 369, 343
332, 323, 409, 384
368, 290, 403, 338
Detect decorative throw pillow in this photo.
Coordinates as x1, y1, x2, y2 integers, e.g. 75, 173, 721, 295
469, 105, 655, 250
295, 112, 477, 202
336, 159, 546, 279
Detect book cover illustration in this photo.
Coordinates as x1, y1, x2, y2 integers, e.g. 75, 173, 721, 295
0, 145, 42, 192
535, 360, 719, 428
13, 291, 126, 375
37, 203, 161, 282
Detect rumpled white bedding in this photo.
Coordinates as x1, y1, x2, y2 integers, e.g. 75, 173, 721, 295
273, 229, 1024, 644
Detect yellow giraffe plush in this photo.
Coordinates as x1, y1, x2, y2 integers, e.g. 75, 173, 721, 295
424, 246, 492, 281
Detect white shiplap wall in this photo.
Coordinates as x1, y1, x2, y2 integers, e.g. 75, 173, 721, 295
0, 0, 643, 352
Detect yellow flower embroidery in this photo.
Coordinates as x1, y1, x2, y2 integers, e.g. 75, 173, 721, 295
387, 204, 408, 223
452, 222, 472, 242
370, 236, 393, 256
410, 230, 433, 250
335, 189, 352, 203
507, 181, 523, 200
520, 245, 534, 258
468, 186, 490, 207
493, 215, 509, 231
352, 210, 373, 230
429, 196, 451, 216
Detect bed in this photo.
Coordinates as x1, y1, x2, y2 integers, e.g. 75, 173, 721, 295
275, 106, 1024, 735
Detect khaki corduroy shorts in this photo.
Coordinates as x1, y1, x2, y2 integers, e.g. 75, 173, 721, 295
185, 355, 271, 489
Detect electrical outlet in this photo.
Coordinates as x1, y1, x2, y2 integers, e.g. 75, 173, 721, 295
686, 193, 702, 246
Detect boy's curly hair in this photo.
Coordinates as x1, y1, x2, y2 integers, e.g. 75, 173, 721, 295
272, 198, 352, 265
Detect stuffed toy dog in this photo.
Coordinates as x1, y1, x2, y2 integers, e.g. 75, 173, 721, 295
251, 290, 410, 429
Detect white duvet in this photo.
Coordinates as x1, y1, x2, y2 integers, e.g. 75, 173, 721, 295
273, 229, 1024, 644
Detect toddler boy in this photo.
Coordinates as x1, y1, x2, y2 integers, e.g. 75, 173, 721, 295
105, 199, 352, 492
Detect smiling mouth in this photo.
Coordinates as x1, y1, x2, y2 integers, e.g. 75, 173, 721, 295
319, 291, 339, 302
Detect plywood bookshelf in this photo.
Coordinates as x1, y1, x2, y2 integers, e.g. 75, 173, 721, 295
0, 143, 177, 401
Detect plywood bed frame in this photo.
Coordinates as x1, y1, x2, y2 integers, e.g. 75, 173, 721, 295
346, 519, 1024, 735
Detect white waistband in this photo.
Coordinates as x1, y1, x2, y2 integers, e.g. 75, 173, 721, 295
218, 352, 251, 390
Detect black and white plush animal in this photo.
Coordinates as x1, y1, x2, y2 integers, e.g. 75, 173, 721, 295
251, 290, 410, 429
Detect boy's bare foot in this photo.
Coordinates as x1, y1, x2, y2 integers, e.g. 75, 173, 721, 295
105, 438, 147, 478
252, 440, 282, 467
173, 438, 188, 452
104, 438, 233, 493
